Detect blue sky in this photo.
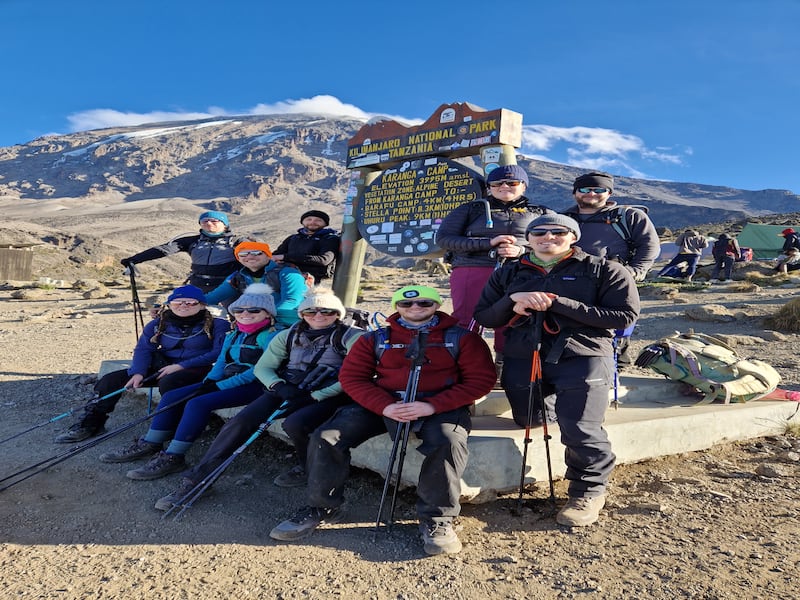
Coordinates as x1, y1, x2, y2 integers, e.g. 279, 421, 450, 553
2, 0, 798, 193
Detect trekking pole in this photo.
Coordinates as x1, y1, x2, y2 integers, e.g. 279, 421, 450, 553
164, 401, 294, 521
0, 387, 200, 493
517, 311, 556, 512
374, 331, 428, 533
127, 265, 146, 341
0, 374, 159, 446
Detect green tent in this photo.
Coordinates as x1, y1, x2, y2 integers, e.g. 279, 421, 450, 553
736, 223, 799, 259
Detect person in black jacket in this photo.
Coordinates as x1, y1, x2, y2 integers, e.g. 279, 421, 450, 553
435, 165, 553, 361
121, 211, 250, 292
474, 214, 639, 528
272, 210, 340, 284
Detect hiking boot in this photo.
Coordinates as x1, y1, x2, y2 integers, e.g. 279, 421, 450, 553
154, 477, 198, 511
54, 422, 105, 444
126, 451, 186, 481
556, 494, 606, 527
419, 519, 462, 555
98, 438, 162, 463
269, 505, 343, 541
273, 465, 307, 488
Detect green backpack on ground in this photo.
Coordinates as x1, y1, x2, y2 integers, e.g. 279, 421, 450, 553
635, 331, 781, 404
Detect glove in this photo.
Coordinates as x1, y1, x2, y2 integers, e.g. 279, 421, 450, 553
120, 257, 134, 267
273, 382, 311, 404
195, 380, 220, 395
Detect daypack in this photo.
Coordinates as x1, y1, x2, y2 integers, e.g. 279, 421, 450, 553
736, 247, 753, 263
634, 332, 780, 404
576, 205, 649, 264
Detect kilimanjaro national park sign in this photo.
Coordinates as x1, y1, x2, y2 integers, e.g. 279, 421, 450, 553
346, 103, 522, 258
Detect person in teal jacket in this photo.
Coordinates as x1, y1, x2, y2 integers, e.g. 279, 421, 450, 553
98, 284, 282, 481
204, 241, 306, 327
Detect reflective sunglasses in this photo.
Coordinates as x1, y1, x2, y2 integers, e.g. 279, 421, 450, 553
577, 187, 610, 194
528, 229, 572, 237
301, 308, 339, 316
230, 307, 266, 314
488, 180, 523, 188
200, 218, 223, 224
169, 300, 200, 307
237, 250, 264, 257
395, 299, 437, 308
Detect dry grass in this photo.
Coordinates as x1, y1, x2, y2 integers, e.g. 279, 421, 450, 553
764, 297, 800, 332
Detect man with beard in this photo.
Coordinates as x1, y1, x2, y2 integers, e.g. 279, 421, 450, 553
272, 210, 341, 284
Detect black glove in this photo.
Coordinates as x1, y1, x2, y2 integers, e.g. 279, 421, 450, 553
120, 257, 134, 267
273, 382, 312, 404
195, 380, 220, 395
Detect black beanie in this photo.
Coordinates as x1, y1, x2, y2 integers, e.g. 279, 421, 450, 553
573, 172, 614, 193
300, 210, 330, 226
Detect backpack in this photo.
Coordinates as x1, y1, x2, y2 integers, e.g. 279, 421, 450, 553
574, 205, 648, 264
368, 325, 467, 363
634, 332, 780, 404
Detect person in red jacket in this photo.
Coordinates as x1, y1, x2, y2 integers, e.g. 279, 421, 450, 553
269, 285, 496, 556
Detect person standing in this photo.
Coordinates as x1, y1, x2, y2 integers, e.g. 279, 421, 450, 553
658, 230, 708, 280
204, 241, 307, 328
474, 214, 639, 527
120, 211, 250, 293
435, 165, 553, 365
98, 284, 281, 480
269, 285, 496, 555
55, 285, 230, 443
272, 210, 341, 284
710, 233, 741, 282
154, 290, 363, 510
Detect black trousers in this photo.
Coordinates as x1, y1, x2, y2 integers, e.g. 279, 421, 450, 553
306, 403, 472, 521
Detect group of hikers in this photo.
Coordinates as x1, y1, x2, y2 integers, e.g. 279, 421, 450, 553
47, 168, 664, 556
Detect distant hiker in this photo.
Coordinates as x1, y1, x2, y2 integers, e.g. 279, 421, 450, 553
154, 290, 363, 511
435, 164, 553, 371
204, 241, 307, 327
710, 233, 741, 282
775, 247, 800, 274
120, 211, 250, 293
779, 227, 800, 254
272, 210, 341, 284
474, 214, 640, 527
269, 285, 495, 555
98, 284, 281, 480
55, 285, 229, 443
658, 230, 709, 280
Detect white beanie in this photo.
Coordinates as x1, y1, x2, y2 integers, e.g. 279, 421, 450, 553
228, 283, 276, 316
296, 289, 346, 319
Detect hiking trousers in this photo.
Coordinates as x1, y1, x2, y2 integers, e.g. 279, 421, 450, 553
503, 354, 616, 498
306, 403, 472, 520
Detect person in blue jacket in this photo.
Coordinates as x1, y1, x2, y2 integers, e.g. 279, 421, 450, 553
98, 283, 282, 480
55, 285, 229, 443
204, 241, 306, 327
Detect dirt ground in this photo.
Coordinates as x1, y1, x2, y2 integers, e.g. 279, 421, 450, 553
1, 266, 800, 600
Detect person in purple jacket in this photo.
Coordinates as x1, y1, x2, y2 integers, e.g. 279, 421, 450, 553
54, 285, 230, 443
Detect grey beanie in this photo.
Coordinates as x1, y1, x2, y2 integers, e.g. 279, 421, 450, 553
228, 283, 276, 316
297, 289, 346, 319
526, 214, 582, 242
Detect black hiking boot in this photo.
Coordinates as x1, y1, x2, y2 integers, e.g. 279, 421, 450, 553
273, 465, 308, 488
54, 422, 105, 444
126, 451, 186, 481
155, 477, 199, 511
269, 505, 343, 541
98, 438, 162, 463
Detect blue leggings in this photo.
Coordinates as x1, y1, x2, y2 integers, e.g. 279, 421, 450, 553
144, 381, 265, 453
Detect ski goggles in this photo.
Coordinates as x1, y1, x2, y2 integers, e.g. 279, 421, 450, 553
237, 250, 265, 257
230, 307, 267, 314
395, 300, 437, 308
300, 308, 339, 316
488, 180, 523, 188
528, 229, 572, 237
576, 187, 610, 194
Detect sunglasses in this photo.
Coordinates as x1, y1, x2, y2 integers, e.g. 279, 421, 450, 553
169, 300, 200, 307
528, 229, 572, 237
488, 180, 523, 188
231, 307, 266, 314
300, 308, 339, 316
237, 250, 264, 257
395, 300, 437, 308
577, 187, 610, 194
200, 218, 223, 224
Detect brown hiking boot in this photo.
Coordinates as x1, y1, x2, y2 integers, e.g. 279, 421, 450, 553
556, 494, 606, 527
98, 438, 161, 463
126, 451, 185, 481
